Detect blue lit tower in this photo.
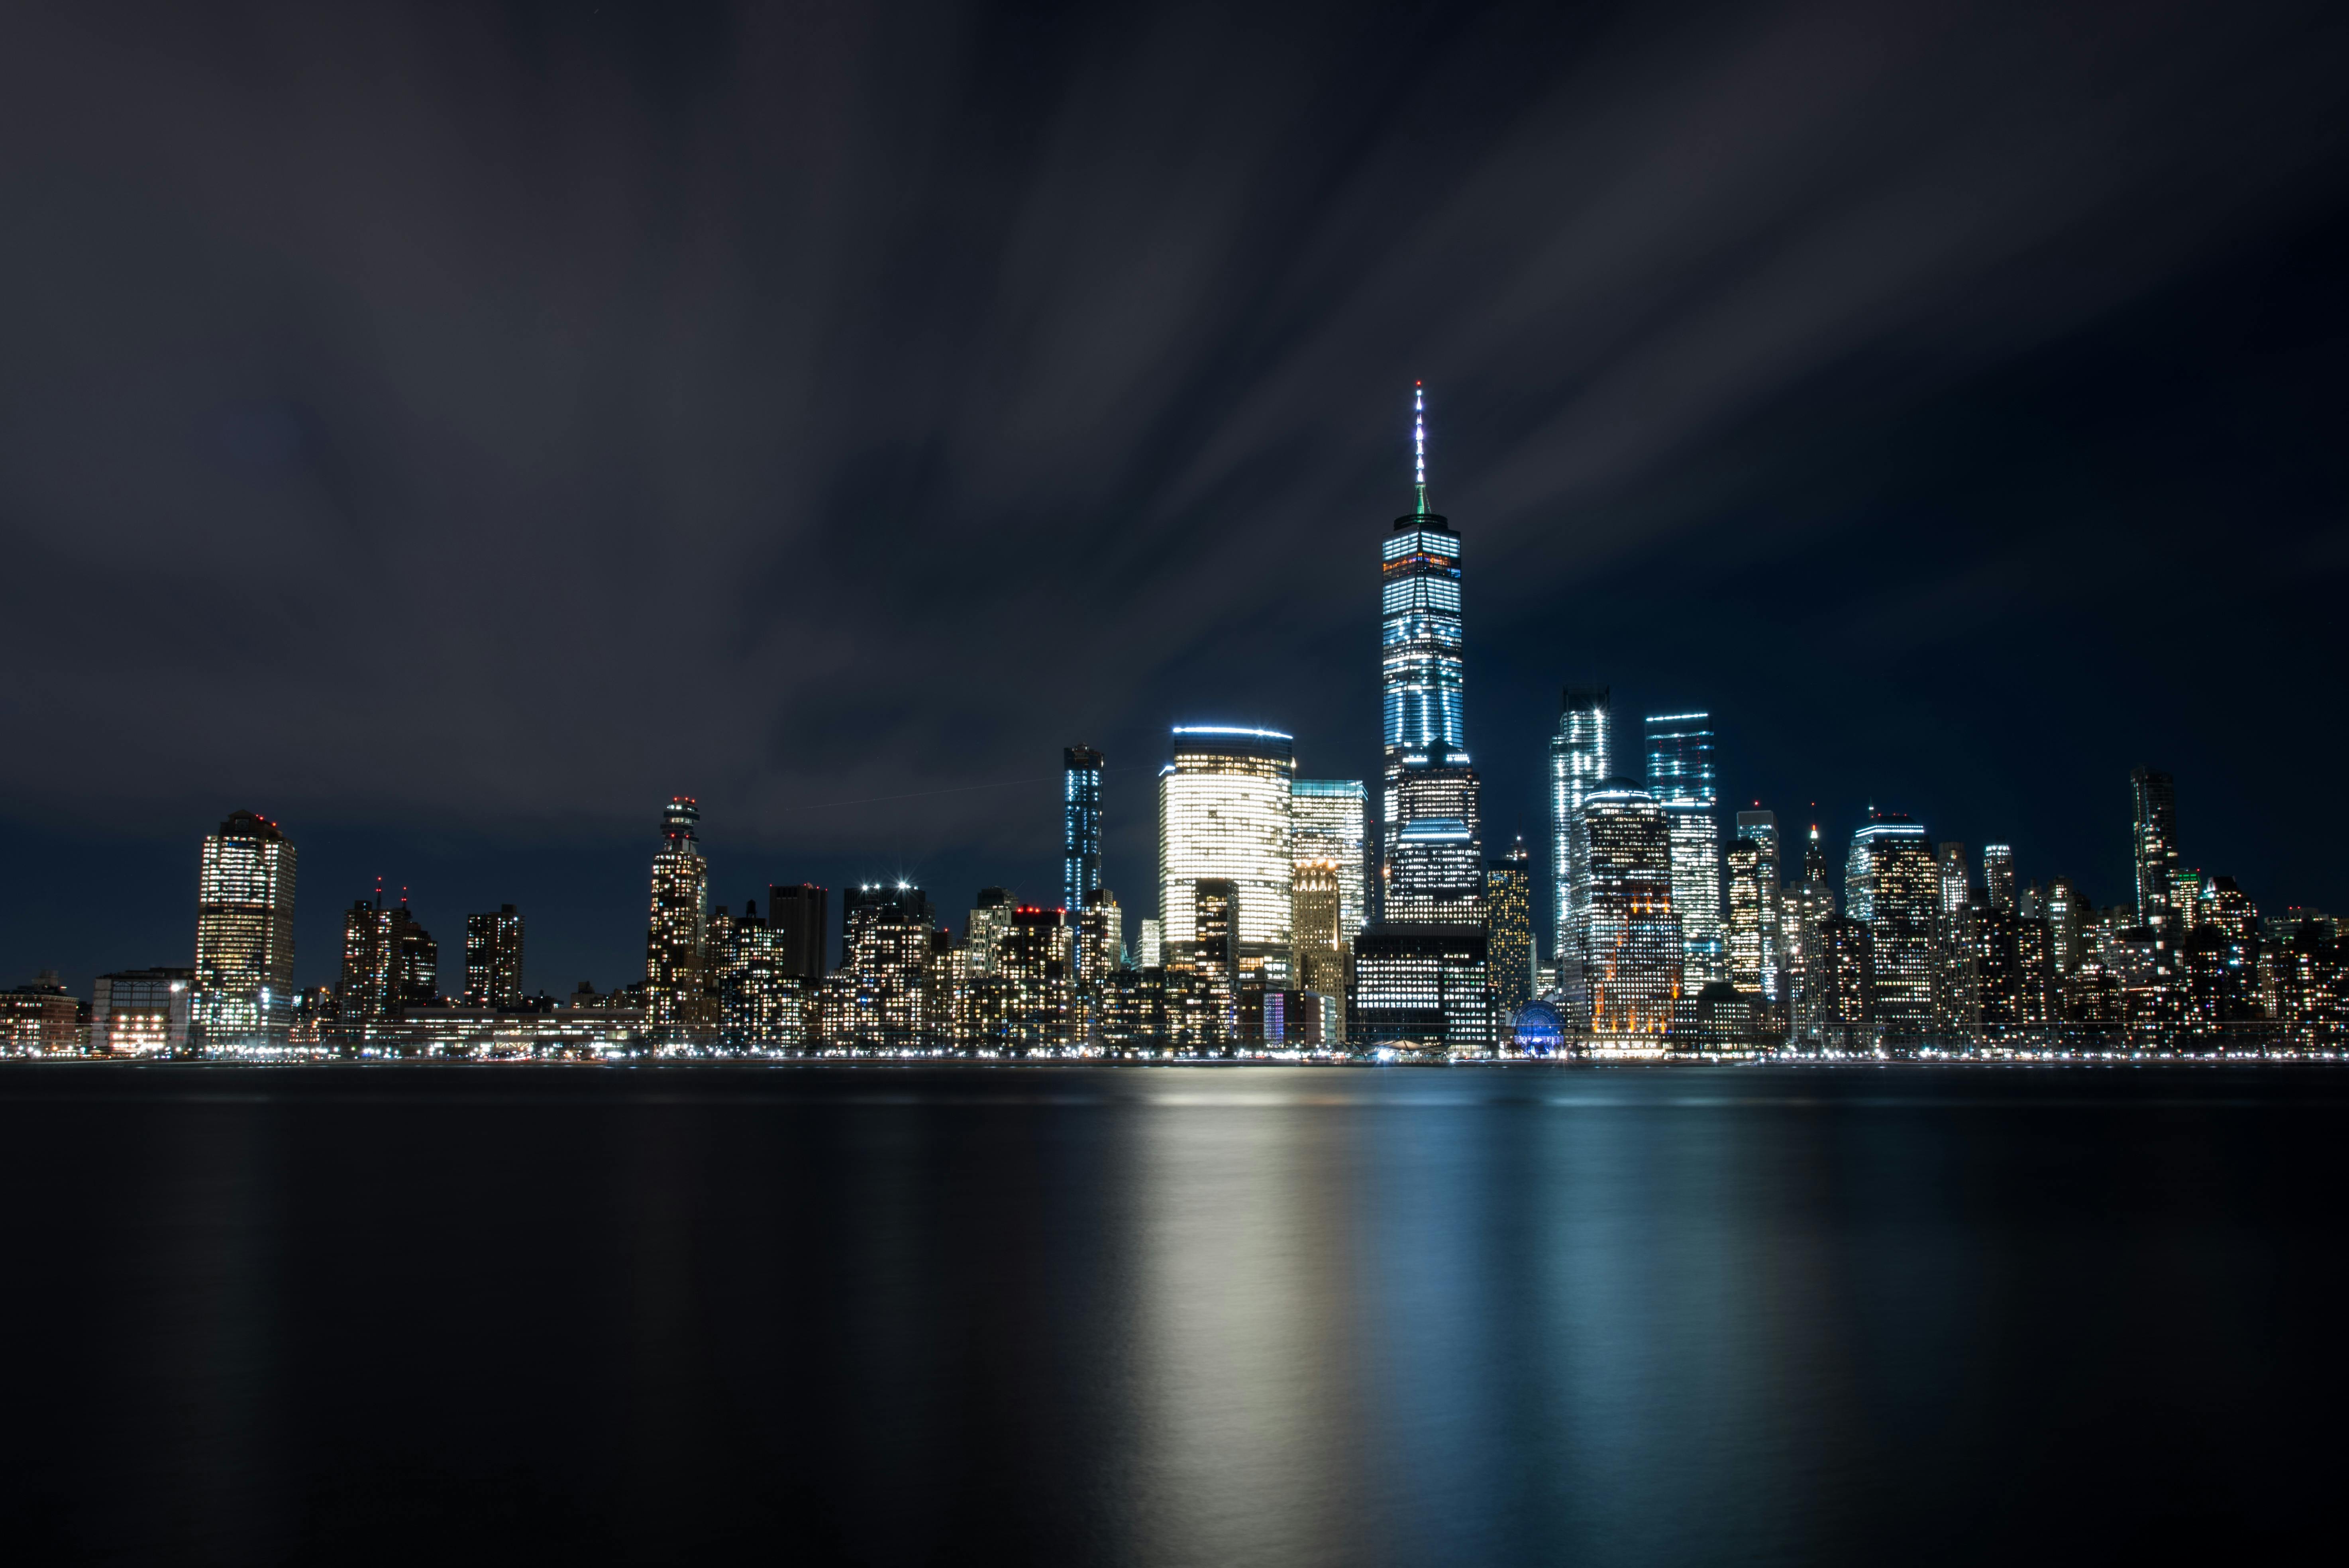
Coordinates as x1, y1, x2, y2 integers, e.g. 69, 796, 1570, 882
1380, 385, 1480, 920
1063, 745, 1104, 914
1644, 712, 1725, 986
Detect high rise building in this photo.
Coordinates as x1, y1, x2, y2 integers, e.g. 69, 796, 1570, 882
1291, 779, 1368, 949
1982, 845, 2017, 914
1485, 838, 1535, 1017
1292, 860, 1350, 1033
644, 797, 716, 1044
1064, 746, 1105, 916
1725, 838, 1766, 995
966, 887, 1015, 978
999, 906, 1076, 1054
1182, 877, 1240, 1049
463, 905, 525, 1009
834, 882, 938, 1050
709, 900, 801, 1048
2130, 767, 2178, 925
1933, 841, 1978, 1042
1847, 813, 1934, 1041
1379, 387, 1479, 920
337, 893, 438, 1037
1387, 767, 1484, 925
1073, 889, 1123, 1045
1158, 726, 1295, 982
766, 883, 830, 982
1644, 713, 1724, 987
1784, 842, 1839, 1047
1582, 783, 1682, 1050
1549, 687, 1612, 987
191, 810, 298, 1046
1733, 810, 1782, 1001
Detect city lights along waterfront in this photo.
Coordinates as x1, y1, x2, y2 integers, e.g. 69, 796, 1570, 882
4, 392, 2341, 1063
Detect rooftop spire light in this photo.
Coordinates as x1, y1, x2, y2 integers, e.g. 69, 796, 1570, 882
1413, 382, 1428, 516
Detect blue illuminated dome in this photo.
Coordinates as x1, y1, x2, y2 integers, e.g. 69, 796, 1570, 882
1506, 1001, 1566, 1058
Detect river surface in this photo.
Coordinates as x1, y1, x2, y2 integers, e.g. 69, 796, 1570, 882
0, 1063, 2342, 1564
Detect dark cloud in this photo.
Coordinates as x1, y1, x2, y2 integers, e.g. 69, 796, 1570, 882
1, 0, 2344, 988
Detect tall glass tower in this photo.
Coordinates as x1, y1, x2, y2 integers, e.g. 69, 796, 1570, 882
1548, 686, 1611, 987
1063, 746, 1105, 915
2129, 766, 2178, 925
1644, 712, 1724, 986
1380, 385, 1478, 919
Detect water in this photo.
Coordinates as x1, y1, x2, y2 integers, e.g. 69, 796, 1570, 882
1, 1063, 2342, 1564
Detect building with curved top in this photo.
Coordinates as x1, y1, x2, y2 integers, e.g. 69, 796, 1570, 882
1158, 726, 1295, 983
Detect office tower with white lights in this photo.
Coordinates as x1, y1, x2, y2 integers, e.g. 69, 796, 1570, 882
1158, 726, 1296, 983
1933, 840, 1978, 1040
1485, 838, 1535, 1017
2130, 767, 2178, 925
835, 882, 938, 1050
1378, 387, 1481, 921
1644, 713, 1724, 987
1982, 844, 2016, 913
1582, 783, 1682, 1051
1292, 779, 1368, 949
1064, 746, 1105, 915
463, 905, 526, 1009
1732, 809, 1782, 1000
1847, 812, 1935, 1041
644, 797, 716, 1043
191, 810, 298, 1046
1550, 687, 1611, 991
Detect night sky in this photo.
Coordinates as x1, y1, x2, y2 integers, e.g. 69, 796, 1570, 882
3, 0, 2345, 997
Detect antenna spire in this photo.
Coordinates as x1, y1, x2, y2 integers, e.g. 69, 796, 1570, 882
1413, 383, 1429, 515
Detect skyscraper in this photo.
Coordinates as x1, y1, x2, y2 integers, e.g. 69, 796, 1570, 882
1158, 726, 1295, 983
191, 810, 297, 1046
835, 882, 937, 1050
766, 883, 830, 982
644, 797, 716, 1044
1582, 783, 1682, 1050
1484, 838, 1535, 1016
1380, 387, 1478, 918
1982, 845, 2017, 914
1933, 841, 1978, 1041
1733, 809, 1782, 1000
1292, 859, 1349, 1028
1784, 824, 1838, 1047
2130, 767, 2178, 925
338, 892, 437, 1038
1386, 767, 1484, 924
1549, 687, 1611, 982
1291, 779, 1368, 950
1644, 713, 1724, 987
463, 904, 525, 1009
966, 887, 1015, 978
1063, 746, 1105, 915
1847, 812, 1934, 1041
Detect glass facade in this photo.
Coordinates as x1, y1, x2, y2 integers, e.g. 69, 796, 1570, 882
2130, 767, 2178, 925
1846, 813, 1934, 1038
1982, 844, 2016, 913
1157, 727, 1295, 981
1386, 767, 1483, 925
1582, 783, 1681, 1051
1644, 713, 1723, 987
1291, 779, 1368, 949
191, 810, 298, 1046
1063, 746, 1105, 915
1549, 687, 1611, 983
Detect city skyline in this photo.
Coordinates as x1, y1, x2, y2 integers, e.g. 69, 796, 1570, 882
4, 387, 2339, 1057
4, 2, 2347, 1004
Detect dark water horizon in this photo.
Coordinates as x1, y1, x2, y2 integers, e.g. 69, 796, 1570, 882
2, 1062, 2342, 1564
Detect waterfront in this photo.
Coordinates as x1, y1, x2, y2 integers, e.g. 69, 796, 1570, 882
2, 1063, 2343, 1563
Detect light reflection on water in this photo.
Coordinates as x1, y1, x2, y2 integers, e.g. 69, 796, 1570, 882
0, 1063, 2343, 1564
